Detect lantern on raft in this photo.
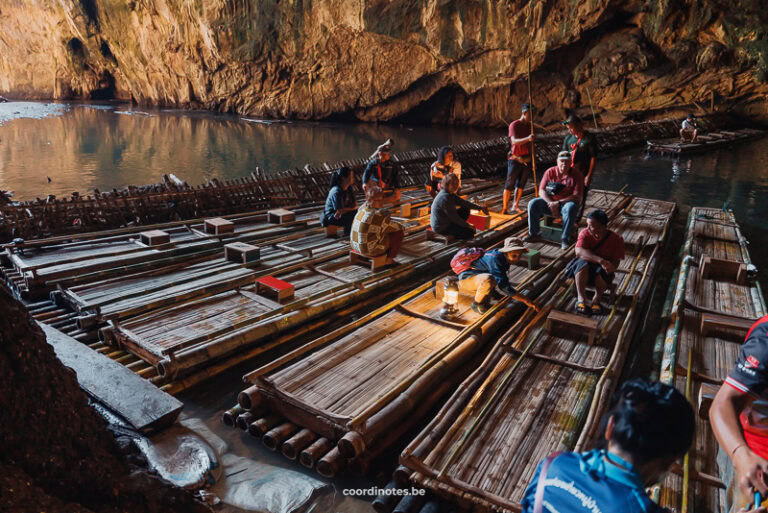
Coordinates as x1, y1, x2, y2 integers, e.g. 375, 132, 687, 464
440, 277, 460, 320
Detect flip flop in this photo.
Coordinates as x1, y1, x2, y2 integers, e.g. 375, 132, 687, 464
575, 301, 590, 315
591, 303, 608, 315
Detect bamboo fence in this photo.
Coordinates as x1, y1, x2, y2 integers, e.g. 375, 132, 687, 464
654, 207, 766, 513
397, 196, 677, 512
0, 115, 732, 242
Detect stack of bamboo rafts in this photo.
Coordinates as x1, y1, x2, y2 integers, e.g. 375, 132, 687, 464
225, 190, 634, 480
0, 115, 731, 242
646, 128, 765, 156
392, 196, 676, 512
7, 180, 523, 393
653, 207, 766, 512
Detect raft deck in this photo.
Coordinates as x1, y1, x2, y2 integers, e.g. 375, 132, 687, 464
397, 196, 676, 512
646, 128, 765, 156
656, 207, 766, 512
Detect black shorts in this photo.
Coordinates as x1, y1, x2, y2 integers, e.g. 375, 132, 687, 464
505, 159, 531, 191
565, 258, 614, 287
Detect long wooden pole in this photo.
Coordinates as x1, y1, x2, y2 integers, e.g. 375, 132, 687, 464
586, 87, 599, 129
527, 56, 538, 196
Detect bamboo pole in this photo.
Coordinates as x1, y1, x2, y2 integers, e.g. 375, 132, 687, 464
527, 56, 538, 196
586, 87, 599, 129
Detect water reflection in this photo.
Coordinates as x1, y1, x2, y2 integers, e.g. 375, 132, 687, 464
0, 102, 491, 201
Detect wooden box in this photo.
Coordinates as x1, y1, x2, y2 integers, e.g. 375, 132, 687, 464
700, 312, 754, 340
400, 203, 412, 217
697, 383, 720, 420
324, 225, 339, 238
426, 229, 456, 245
349, 250, 388, 272
204, 217, 235, 235
255, 276, 295, 303
546, 310, 600, 344
268, 208, 296, 224
699, 256, 748, 285
520, 249, 540, 270
224, 242, 261, 264
416, 206, 430, 217
468, 212, 491, 231
139, 230, 170, 246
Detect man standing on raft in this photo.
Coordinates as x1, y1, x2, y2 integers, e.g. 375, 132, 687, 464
502, 103, 545, 214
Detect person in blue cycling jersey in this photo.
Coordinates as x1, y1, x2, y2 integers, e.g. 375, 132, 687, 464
521, 378, 696, 513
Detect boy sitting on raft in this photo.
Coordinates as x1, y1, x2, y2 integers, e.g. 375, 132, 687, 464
566, 209, 625, 316
362, 141, 401, 205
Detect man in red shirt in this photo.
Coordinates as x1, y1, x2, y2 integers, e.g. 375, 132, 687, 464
502, 103, 544, 214
566, 209, 624, 315
524, 151, 584, 249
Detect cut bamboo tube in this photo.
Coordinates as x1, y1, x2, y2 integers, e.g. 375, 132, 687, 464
281, 429, 317, 460
372, 480, 399, 513
248, 415, 281, 438
237, 385, 264, 410
222, 405, 244, 427
300, 437, 333, 469
262, 423, 298, 451
338, 431, 366, 459
235, 411, 256, 431
316, 446, 345, 478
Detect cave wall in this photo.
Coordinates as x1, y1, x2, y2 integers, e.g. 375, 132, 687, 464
1, 0, 768, 126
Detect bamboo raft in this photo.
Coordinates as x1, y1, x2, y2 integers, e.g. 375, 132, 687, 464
394, 196, 676, 512
226, 190, 634, 480
0, 115, 732, 242
10, 180, 522, 392
653, 207, 766, 512
646, 128, 765, 156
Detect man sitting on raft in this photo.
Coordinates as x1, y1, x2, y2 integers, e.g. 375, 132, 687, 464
680, 113, 699, 142
362, 141, 401, 205
524, 151, 584, 249
425, 145, 461, 198
430, 173, 489, 241
350, 185, 404, 266
566, 209, 625, 316
454, 237, 539, 314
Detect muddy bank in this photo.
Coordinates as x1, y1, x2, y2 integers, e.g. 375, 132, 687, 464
0, 289, 210, 513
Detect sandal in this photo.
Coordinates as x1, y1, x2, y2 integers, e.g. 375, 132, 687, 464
575, 301, 590, 316
591, 303, 608, 315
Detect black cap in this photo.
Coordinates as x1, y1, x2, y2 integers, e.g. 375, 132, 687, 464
521, 103, 531, 113
687, 113, 696, 119
562, 113, 582, 126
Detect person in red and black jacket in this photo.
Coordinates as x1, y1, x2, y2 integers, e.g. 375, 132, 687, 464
711, 314, 768, 511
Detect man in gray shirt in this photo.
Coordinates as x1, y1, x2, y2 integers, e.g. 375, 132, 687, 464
430, 174, 489, 240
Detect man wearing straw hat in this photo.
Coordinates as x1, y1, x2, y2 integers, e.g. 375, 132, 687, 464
456, 237, 539, 314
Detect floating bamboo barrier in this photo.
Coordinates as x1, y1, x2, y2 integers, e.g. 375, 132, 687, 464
397, 196, 676, 512
646, 128, 765, 156
226, 191, 633, 479
653, 207, 766, 512
0, 115, 734, 242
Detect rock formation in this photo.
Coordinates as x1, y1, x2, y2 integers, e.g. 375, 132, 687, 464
1, 0, 767, 126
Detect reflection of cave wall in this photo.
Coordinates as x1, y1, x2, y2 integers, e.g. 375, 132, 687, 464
2, 1, 768, 125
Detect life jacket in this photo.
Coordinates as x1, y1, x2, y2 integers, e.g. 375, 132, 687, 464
450, 248, 485, 275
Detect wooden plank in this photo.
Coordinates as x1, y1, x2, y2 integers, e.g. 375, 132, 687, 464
39, 322, 182, 433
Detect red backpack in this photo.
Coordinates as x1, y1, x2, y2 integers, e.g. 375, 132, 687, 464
450, 248, 485, 274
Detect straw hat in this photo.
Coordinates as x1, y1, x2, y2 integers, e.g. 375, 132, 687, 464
499, 237, 527, 253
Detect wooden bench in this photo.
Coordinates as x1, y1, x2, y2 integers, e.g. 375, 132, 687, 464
139, 230, 170, 246
699, 256, 749, 285
224, 242, 261, 264
267, 208, 296, 224
255, 276, 295, 303
349, 250, 387, 271
324, 225, 339, 238
546, 310, 600, 345
520, 249, 541, 270
468, 212, 491, 231
698, 383, 720, 420
426, 229, 456, 245
700, 313, 754, 339
204, 217, 235, 235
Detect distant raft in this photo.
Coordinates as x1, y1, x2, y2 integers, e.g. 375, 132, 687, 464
646, 128, 766, 156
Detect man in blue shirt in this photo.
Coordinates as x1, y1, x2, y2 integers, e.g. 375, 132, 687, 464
521, 379, 695, 513
457, 237, 538, 314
